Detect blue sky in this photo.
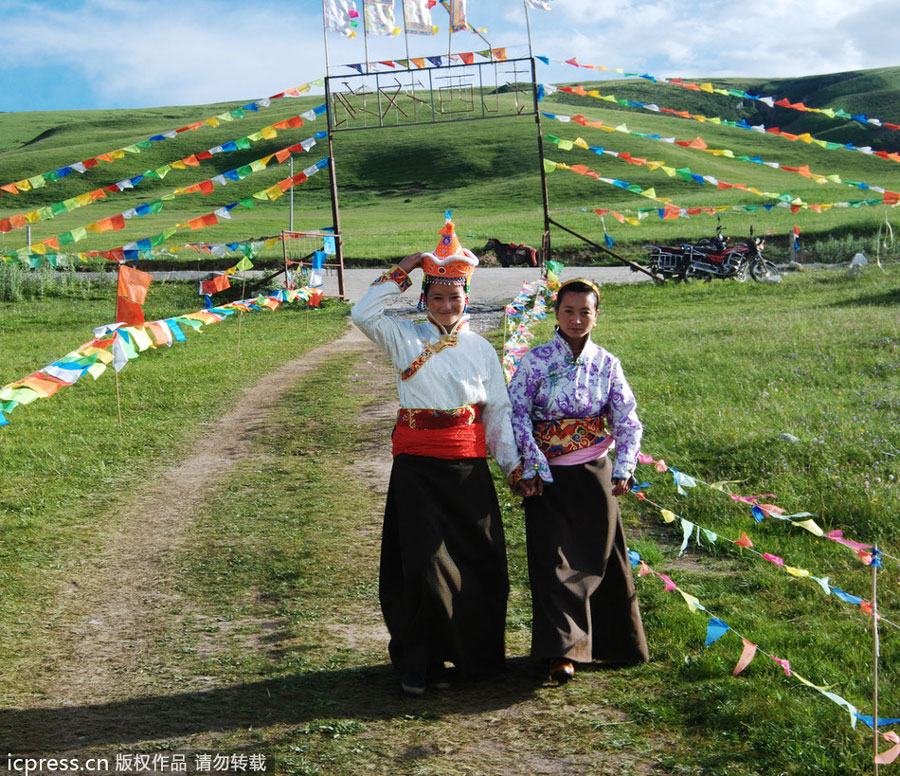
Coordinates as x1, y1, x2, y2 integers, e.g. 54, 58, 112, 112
0, 0, 898, 113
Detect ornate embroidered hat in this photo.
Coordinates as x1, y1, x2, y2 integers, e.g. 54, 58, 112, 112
418, 213, 478, 310
421, 216, 478, 287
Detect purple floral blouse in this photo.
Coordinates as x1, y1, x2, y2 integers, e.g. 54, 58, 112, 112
508, 328, 643, 482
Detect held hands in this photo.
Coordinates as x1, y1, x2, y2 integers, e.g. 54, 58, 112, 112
611, 476, 635, 497
516, 477, 544, 498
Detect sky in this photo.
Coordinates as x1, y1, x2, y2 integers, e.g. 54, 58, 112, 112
0, 0, 898, 113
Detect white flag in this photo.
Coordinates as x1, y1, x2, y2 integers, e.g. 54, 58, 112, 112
325, 0, 359, 37
525, 0, 552, 9
364, 0, 399, 35
404, 0, 436, 35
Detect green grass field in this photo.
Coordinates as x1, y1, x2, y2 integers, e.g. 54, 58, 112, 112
1, 264, 898, 774
2, 66, 899, 268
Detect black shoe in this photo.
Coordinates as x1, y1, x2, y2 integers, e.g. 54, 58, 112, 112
428, 664, 455, 690
549, 658, 575, 685
401, 672, 426, 697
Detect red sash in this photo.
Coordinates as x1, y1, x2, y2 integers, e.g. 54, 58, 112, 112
392, 405, 486, 459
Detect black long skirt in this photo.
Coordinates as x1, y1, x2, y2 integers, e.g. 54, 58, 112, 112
379, 454, 509, 678
524, 455, 649, 665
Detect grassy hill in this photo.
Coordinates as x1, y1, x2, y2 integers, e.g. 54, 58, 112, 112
1, 65, 899, 266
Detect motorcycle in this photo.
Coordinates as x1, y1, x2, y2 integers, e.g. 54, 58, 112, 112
644, 225, 781, 283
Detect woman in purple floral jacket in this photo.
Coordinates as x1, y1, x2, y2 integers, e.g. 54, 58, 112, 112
508, 278, 649, 684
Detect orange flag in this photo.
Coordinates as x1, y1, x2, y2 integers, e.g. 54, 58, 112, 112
200, 274, 231, 295
117, 265, 153, 305
116, 295, 145, 327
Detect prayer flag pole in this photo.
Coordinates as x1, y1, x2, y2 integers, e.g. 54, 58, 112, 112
361, 0, 371, 73
523, 0, 534, 59
237, 277, 246, 355
114, 266, 123, 428
321, 0, 332, 77
874, 543, 881, 774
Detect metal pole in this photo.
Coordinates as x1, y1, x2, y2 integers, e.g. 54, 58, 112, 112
324, 77, 347, 300
321, 0, 332, 75
362, 0, 371, 74
548, 216, 661, 280
289, 156, 294, 231
523, 0, 534, 59
531, 56, 551, 268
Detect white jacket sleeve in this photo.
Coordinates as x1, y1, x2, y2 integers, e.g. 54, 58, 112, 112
479, 338, 523, 480
349, 266, 413, 355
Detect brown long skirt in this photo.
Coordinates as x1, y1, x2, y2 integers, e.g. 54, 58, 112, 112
379, 454, 509, 678
524, 455, 649, 665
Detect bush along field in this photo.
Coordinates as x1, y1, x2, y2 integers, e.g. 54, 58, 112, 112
2, 264, 898, 775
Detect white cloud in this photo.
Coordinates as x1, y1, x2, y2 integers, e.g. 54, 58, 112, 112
0, 0, 327, 108
0, 0, 897, 111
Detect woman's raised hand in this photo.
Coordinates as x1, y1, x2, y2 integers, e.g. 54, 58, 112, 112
398, 252, 424, 274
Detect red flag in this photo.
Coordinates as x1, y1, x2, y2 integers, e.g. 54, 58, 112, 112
116, 295, 145, 327
117, 265, 153, 305
200, 274, 231, 295
309, 290, 324, 307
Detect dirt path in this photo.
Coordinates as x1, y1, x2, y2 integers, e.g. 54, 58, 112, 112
11, 324, 381, 748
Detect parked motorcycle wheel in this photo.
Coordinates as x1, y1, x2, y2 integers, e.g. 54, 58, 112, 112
749, 259, 782, 283
680, 266, 708, 283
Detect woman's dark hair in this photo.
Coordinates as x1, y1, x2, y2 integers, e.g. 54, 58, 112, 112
424, 281, 466, 299
555, 280, 600, 311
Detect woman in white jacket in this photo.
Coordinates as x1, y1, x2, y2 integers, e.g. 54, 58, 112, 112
351, 217, 527, 697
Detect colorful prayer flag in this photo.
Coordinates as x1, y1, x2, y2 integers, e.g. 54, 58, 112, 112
325, 0, 360, 37
404, 0, 437, 34
448, 0, 466, 31
364, 0, 400, 35
117, 265, 153, 305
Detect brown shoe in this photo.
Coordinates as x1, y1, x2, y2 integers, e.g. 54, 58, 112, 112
549, 658, 575, 685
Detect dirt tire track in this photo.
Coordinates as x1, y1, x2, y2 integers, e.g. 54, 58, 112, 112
27, 325, 377, 716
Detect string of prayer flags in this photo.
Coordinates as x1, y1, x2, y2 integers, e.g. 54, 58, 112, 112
0, 284, 326, 428
636, 451, 889, 570
3, 159, 328, 265
550, 84, 900, 168
501, 264, 561, 383
541, 114, 899, 206
541, 54, 900, 137
1, 126, 322, 240
326, 0, 360, 36
629, 546, 891, 731
633, 486, 888, 626
0, 98, 326, 200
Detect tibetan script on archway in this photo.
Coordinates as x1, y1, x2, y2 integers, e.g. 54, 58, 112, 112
326, 58, 537, 131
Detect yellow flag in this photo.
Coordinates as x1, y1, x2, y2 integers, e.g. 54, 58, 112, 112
678, 590, 705, 613
660, 509, 676, 523
793, 518, 824, 537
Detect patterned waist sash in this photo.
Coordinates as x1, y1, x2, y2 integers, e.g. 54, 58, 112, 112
393, 405, 486, 459
533, 415, 607, 459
